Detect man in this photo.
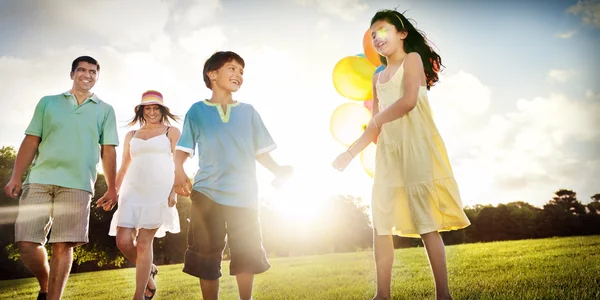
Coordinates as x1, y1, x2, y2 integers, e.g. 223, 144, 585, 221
3, 56, 119, 300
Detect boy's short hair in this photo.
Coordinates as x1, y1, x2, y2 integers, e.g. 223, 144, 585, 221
203, 51, 245, 90
71, 56, 100, 73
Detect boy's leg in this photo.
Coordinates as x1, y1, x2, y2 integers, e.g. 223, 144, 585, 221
182, 191, 227, 300
225, 206, 270, 300
235, 273, 254, 300
15, 184, 54, 296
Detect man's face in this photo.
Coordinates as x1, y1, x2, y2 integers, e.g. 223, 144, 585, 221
70, 61, 98, 91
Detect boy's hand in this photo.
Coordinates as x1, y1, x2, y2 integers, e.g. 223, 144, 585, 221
174, 167, 192, 197
271, 165, 293, 188
332, 151, 353, 172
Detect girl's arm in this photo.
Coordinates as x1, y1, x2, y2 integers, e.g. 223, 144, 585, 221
115, 131, 134, 194
372, 52, 423, 126
345, 72, 382, 157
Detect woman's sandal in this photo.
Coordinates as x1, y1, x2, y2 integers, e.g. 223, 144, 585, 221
145, 264, 158, 300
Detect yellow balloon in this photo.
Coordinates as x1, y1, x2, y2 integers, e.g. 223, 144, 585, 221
332, 56, 375, 101
360, 143, 377, 177
330, 103, 371, 147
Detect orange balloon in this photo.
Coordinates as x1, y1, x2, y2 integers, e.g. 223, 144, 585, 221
363, 29, 381, 67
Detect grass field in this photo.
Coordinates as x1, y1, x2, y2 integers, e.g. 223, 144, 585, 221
1, 236, 599, 299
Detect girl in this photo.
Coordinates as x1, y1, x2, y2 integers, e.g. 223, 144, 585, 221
108, 90, 181, 300
332, 9, 471, 300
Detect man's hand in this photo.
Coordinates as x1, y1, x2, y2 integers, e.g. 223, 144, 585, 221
96, 188, 118, 211
168, 193, 177, 207
173, 167, 192, 197
4, 177, 22, 198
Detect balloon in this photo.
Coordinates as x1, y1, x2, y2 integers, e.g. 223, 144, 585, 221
374, 65, 385, 75
356, 53, 366, 58
360, 143, 377, 177
332, 56, 375, 101
363, 29, 382, 67
361, 99, 379, 144
330, 103, 371, 147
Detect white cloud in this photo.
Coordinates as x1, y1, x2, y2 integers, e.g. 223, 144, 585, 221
556, 30, 577, 38
45, 0, 170, 48
178, 26, 228, 58
164, 0, 222, 33
428, 71, 600, 207
548, 69, 576, 82
294, 0, 368, 21
568, 0, 600, 28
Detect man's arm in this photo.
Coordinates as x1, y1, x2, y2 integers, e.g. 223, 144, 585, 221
3, 135, 41, 198
96, 145, 117, 210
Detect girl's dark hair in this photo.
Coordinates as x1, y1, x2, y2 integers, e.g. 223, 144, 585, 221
127, 105, 180, 127
371, 9, 443, 90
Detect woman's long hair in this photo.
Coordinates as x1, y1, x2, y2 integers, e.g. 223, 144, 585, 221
371, 9, 443, 90
127, 105, 180, 127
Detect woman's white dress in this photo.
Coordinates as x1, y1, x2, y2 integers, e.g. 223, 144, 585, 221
109, 132, 180, 238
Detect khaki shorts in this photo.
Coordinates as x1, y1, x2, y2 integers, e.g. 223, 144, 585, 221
15, 183, 92, 245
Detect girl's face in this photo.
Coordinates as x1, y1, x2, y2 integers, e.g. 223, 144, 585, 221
370, 19, 406, 57
143, 105, 163, 124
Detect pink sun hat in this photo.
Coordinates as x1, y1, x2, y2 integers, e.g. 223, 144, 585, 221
134, 90, 170, 112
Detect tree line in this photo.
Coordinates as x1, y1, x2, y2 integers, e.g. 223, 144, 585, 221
0, 146, 598, 279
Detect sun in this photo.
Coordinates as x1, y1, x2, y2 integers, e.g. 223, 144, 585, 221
259, 169, 337, 224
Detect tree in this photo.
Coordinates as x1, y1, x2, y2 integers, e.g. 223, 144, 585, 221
547, 189, 586, 215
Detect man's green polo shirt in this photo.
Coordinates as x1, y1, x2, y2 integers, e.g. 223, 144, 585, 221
24, 91, 119, 193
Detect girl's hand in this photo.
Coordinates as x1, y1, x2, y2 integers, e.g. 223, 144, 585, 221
168, 193, 177, 207
332, 151, 354, 172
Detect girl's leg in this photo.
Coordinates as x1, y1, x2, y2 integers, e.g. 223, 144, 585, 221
133, 228, 159, 300
373, 229, 394, 300
421, 231, 452, 300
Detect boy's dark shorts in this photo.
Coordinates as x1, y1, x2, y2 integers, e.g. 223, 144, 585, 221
182, 191, 270, 280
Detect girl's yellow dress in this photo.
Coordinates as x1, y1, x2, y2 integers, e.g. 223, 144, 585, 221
372, 61, 471, 237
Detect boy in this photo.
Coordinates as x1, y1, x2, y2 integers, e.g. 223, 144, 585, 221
173, 51, 291, 300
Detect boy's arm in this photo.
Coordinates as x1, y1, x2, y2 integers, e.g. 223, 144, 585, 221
173, 150, 192, 196
173, 108, 197, 197
256, 152, 282, 173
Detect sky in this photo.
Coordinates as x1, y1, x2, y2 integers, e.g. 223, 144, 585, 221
0, 0, 598, 215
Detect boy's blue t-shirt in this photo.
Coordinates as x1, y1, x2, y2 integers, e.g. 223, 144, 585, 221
176, 100, 276, 208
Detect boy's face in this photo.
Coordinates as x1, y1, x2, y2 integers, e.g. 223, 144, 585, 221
209, 60, 244, 92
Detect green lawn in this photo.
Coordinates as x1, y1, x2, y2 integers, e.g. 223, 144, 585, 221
1, 236, 599, 299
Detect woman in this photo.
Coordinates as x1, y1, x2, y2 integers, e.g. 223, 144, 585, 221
109, 90, 181, 300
